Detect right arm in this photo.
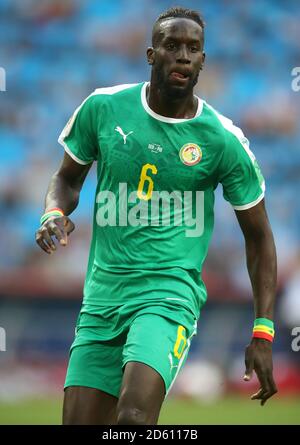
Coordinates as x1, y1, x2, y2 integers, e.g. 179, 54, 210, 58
35, 152, 92, 254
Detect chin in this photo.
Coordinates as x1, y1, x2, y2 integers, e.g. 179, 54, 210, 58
168, 88, 189, 99
154, 71, 198, 98
164, 83, 192, 99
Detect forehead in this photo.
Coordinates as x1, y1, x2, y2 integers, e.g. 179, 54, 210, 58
157, 18, 203, 42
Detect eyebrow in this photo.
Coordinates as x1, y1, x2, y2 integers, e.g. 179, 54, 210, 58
163, 36, 201, 44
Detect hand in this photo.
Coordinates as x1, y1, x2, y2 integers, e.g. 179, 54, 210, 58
35, 215, 75, 254
243, 337, 278, 406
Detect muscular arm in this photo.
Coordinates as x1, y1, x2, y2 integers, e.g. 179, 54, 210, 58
235, 199, 278, 405
45, 152, 92, 214
36, 152, 92, 254
235, 199, 277, 319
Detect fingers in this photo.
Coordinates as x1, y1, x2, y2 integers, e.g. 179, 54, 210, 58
244, 342, 277, 406
43, 228, 57, 251
251, 388, 277, 406
251, 387, 265, 400
251, 371, 278, 406
244, 346, 254, 381
35, 227, 55, 254
261, 373, 278, 406
36, 234, 52, 254
63, 216, 75, 235
35, 216, 75, 254
268, 373, 278, 397
48, 220, 67, 246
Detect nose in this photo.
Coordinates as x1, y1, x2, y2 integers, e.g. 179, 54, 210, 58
176, 45, 191, 64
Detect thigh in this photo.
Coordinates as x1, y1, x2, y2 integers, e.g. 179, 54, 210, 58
63, 386, 118, 425
63, 340, 124, 424
123, 313, 195, 395
117, 361, 165, 425
118, 314, 196, 424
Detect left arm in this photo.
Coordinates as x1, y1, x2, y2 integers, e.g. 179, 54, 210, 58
235, 198, 278, 405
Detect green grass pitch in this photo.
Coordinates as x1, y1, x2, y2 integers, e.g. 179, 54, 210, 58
0, 396, 299, 425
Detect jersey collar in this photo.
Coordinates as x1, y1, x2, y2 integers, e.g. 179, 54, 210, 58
141, 81, 203, 124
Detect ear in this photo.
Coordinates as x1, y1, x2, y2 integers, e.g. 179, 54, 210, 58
147, 47, 155, 65
200, 51, 206, 70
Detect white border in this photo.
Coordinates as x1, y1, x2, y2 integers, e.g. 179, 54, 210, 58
232, 192, 265, 211
59, 140, 92, 165
205, 102, 266, 210
141, 82, 203, 123
165, 320, 197, 398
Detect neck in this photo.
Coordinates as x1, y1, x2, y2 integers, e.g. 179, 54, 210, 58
147, 79, 198, 119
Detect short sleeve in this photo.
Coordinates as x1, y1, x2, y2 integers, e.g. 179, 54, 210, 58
58, 93, 100, 165
218, 125, 265, 210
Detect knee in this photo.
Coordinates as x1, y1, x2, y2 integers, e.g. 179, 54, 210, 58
116, 406, 149, 425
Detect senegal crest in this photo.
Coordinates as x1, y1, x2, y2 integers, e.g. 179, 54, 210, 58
179, 143, 202, 166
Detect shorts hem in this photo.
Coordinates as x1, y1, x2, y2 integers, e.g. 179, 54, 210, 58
64, 382, 119, 399
122, 359, 168, 395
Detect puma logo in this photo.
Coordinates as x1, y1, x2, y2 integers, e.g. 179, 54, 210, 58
115, 126, 133, 145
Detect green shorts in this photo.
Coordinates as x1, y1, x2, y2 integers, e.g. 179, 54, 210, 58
64, 303, 197, 398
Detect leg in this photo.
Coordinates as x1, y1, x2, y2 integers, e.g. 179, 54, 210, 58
116, 361, 165, 425
63, 386, 118, 425
115, 312, 197, 425
63, 338, 125, 425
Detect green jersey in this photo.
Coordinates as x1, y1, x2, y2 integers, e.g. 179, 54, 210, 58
58, 82, 265, 320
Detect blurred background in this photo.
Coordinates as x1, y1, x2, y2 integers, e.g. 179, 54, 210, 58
0, 0, 300, 424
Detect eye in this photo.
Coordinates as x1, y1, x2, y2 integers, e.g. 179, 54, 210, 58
190, 46, 199, 53
166, 42, 176, 51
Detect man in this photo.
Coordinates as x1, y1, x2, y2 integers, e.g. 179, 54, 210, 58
36, 7, 277, 425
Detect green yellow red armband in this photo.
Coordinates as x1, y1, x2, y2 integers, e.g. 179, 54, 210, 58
40, 207, 64, 225
252, 318, 274, 343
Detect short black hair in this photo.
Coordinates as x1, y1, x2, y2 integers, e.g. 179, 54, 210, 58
152, 6, 205, 47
